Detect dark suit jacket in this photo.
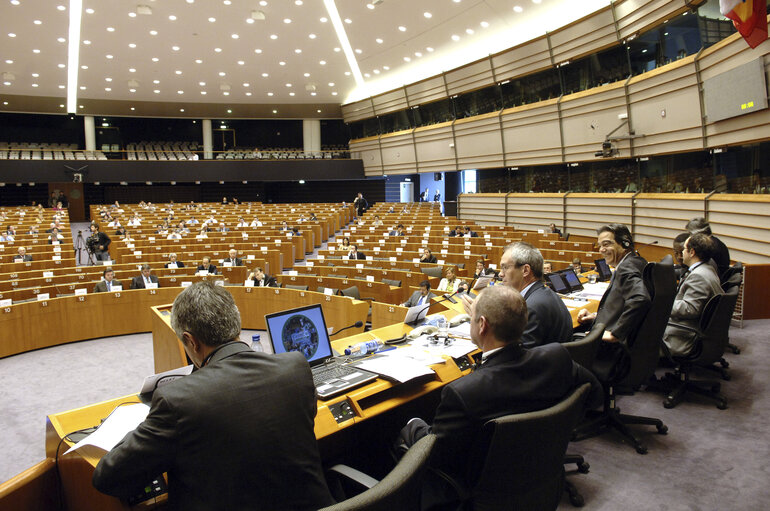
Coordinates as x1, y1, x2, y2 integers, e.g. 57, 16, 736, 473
250, 275, 278, 287
522, 281, 574, 348
710, 235, 730, 279
131, 274, 159, 289
404, 343, 602, 484
594, 252, 651, 343
351, 251, 366, 260
467, 230, 479, 237
223, 257, 243, 266
93, 342, 333, 511
403, 290, 436, 308
14, 255, 33, 262
197, 264, 218, 275
421, 255, 438, 264
93, 280, 123, 293
164, 261, 185, 268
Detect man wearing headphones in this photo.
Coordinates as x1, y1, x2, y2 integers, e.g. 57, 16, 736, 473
577, 223, 650, 345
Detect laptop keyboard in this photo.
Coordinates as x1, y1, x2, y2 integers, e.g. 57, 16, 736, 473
313, 364, 355, 385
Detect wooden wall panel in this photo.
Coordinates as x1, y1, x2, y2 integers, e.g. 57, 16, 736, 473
549, 6, 617, 65
453, 113, 504, 170
500, 100, 562, 166
380, 131, 417, 174
707, 195, 770, 264
628, 58, 704, 155
405, 76, 448, 106
633, 195, 706, 246
565, 194, 634, 238
341, 98, 375, 123
458, 193, 507, 226
560, 83, 630, 162
413, 123, 457, 173
614, 0, 687, 41
349, 137, 383, 176
371, 88, 409, 116
491, 36, 552, 82
507, 194, 564, 231
445, 58, 495, 97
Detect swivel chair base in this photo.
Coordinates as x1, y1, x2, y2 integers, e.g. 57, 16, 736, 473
563, 454, 589, 507
659, 371, 728, 410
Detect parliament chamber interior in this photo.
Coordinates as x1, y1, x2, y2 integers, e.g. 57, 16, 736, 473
1, 0, 770, 510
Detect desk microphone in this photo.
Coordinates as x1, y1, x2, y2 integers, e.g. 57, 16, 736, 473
330, 320, 364, 337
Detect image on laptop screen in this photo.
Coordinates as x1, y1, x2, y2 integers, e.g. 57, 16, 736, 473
594, 259, 612, 281
562, 270, 583, 291
265, 304, 333, 366
546, 273, 569, 294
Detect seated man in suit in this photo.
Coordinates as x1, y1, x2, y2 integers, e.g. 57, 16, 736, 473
402, 280, 436, 307
14, 246, 33, 262
548, 223, 562, 237
131, 264, 160, 289
450, 225, 465, 237
472, 259, 494, 280
577, 224, 650, 344
197, 256, 218, 275
48, 227, 64, 244
223, 249, 243, 266
672, 231, 690, 281
420, 248, 437, 264
246, 267, 278, 287
349, 244, 366, 260
500, 242, 572, 348
685, 217, 730, 279
164, 253, 185, 268
663, 233, 723, 357
390, 223, 405, 236
93, 268, 123, 293
542, 261, 553, 274
93, 281, 334, 511
397, 285, 602, 507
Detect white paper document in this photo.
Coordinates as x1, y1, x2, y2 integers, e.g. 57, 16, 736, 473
65, 403, 150, 455
355, 350, 438, 383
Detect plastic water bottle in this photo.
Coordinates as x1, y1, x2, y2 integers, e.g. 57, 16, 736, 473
344, 339, 385, 357
252, 334, 263, 352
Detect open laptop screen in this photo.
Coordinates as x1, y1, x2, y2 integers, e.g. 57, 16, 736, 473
562, 270, 583, 291
265, 304, 333, 366
594, 259, 612, 281
546, 273, 569, 294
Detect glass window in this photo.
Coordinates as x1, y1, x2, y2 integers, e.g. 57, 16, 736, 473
347, 117, 381, 139
697, 0, 738, 49
378, 109, 413, 133
453, 86, 502, 119
560, 44, 630, 95
462, 170, 477, 193
499, 67, 562, 109
412, 98, 455, 127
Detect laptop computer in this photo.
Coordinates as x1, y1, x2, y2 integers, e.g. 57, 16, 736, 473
545, 272, 570, 294
560, 269, 584, 293
265, 304, 378, 400
594, 258, 613, 281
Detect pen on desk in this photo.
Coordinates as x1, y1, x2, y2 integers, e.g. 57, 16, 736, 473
374, 346, 397, 354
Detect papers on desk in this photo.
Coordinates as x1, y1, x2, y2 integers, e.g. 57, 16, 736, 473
355, 352, 436, 383
65, 403, 150, 455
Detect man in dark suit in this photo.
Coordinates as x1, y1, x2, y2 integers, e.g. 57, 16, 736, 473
420, 248, 437, 263
349, 244, 366, 260
131, 264, 160, 289
247, 267, 278, 287
197, 256, 218, 275
499, 242, 573, 347
577, 223, 651, 345
13, 246, 33, 262
672, 232, 690, 280
402, 280, 436, 307
223, 249, 243, 266
685, 217, 730, 279
89, 223, 111, 261
93, 268, 123, 293
353, 192, 368, 217
663, 234, 723, 357
93, 281, 333, 511
398, 285, 602, 506
164, 253, 185, 268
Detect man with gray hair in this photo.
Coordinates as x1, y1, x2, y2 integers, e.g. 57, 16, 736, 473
497, 241, 573, 347
130, 264, 159, 289
685, 217, 730, 279
398, 285, 601, 507
93, 281, 334, 510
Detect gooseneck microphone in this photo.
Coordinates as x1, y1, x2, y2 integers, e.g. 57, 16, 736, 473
330, 320, 364, 337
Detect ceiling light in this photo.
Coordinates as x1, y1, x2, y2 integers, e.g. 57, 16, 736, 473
130, 107, 135, 111
86, 8, 94, 13
283, 18, 291, 23
272, 109, 277, 113
200, 91, 207, 94
172, 45, 180, 51
245, 92, 252, 96
218, 71, 226, 76
34, 19, 42, 25
105, 77, 112, 81
304, 72, 310, 77
270, 34, 277, 39
32, 83, 39, 87
426, 47, 434, 52
289, 92, 295, 96
415, 52, 422, 57
107, 27, 115, 31
242, 82, 249, 86
104, 87, 111, 91
262, 72, 268, 77
309, 33, 316, 39
331, 91, 337, 95
208, 17, 216, 22
320, 17, 327, 22
319, 60, 326, 65
254, 49, 262, 53
223, 91, 229, 95
466, 28, 474, 34
177, 90, 184, 94
295, 49, 302, 54
153, 79, 159, 84
227, 109, 232, 113
57, 37, 66, 43
214, 47, 222, 52
58, 84, 65, 88
532, 0, 541, 3
4, 59, 12, 64
328, 82, 335, 86
231, 33, 239, 39
3, 82, 10, 86
58, 63, 66, 68
223, 0, 231, 4
128, 12, 136, 18
376, 38, 383, 43
57, 5, 65, 10
451, 34, 460, 41
480, 21, 489, 28
129, 68, 136, 72
79, 85, 85, 90
195, 58, 203, 63
154, 89, 160, 93
246, 18, 255, 24
199, 81, 206, 86
366, 4, 374, 9
260, 0, 267, 5
344, 71, 350, 75
106, 54, 113, 59
176, 70, 183, 75
355, 48, 362, 54
363, 73, 370, 78
453, 0, 461, 3
31, 73, 39, 77
128, 43, 136, 48
168, 15, 177, 20
334, 47, 341, 52
80, 65, 88, 69
513, 6, 523, 13
32, 49, 40, 53
295, 0, 303, 5
403, 56, 410, 62
398, 26, 406, 32
129, 88, 136, 92
83, 40, 91, 44
267, 92, 273, 96
152, 57, 159, 62
10, 0, 20, 5
180, 108, 185, 112
424, 12, 432, 18
285, 83, 292, 87
383, 66, 389, 70
279, 61, 286, 65
373, 69, 380, 74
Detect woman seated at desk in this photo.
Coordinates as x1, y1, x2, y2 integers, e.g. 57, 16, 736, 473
437, 266, 468, 294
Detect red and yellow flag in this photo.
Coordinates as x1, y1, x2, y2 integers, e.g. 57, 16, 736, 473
720, 0, 768, 48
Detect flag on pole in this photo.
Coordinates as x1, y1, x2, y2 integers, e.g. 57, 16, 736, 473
720, 0, 768, 48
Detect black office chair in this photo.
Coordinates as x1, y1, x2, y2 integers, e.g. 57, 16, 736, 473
421, 266, 443, 279
574, 257, 675, 454
317, 286, 339, 295
381, 278, 402, 287
284, 284, 309, 291
321, 435, 436, 511
657, 287, 738, 409
328, 273, 348, 279
438, 384, 592, 511
721, 263, 743, 355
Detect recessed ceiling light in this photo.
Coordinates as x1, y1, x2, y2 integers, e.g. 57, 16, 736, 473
129, 68, 136, 72
105, 87, 111, 91
267, 92, 273, 96
466, 28, 474, 34
223, 91, 229, 95
154, 89, 160, 93
242, 82, 249, 86
4, 81, 11, 86
152, 57, 159, 62
31, 72, 39, 77
254, 49, 262, 53
79, 85, 85, 90
86, 8, 94, 13
10, 0, 19, 5
199, 81, 206, 86
214, 47, 222, 52
295, 0, 303, 5
355, 48, 362, 54
427, 47, 434, 52
317, 109, 321, 113
451, 34, 460, 41
195, 59, 203, 63
105, 77, 112, 81
320, 17, 327, 22
128, 12, 137, 18
32, 83, 39, 87
272, 109, 277, 113
58, 84, 65, 88
59, 104, 64, 107
344, 71, 350, 76
4, 59, 12, 64
424, 12, 432, 18
245, 92, 252, 96
328, 82, 335, 86
480, 21, 489, 28
260, 0, 267, 5
32, 49, 40, 53
129, 88, 136, 92
83, 40, 91, 44
309, 33, 316, 39
331, 91, 337, 96
231, 33, 239, 39
57, 5, 65, 11
246, 18, 255, 24
334, 47, 341, 52
130, 107, 136, 111
262, 72, 269, 77
176, 70, 183, 75
227, 109, 232, 113
415, 52, 422, 57
295, 49, 302, 53
283, 18, 291, 23
180, 108, 185, 112
128, 43, 137, 48
289, 92, 295, 96
106, 54, 113, 59
367, 3, 374, 9
153, 79, 160, 84
218, 71, 226, 76
200, 91, 207, 94
373, 69, 380, 74
81, 65, 88, 69
453, 0, 461, 3
33, 19, 42, 25
398, 26, 406, 32
513, 6, 523, 13
532, 0, 541, 3
403, 57, 410, 62
57, 37, 66, 42
172, 45, 180, 51
107, 27, 115, 32
285, 83, 292, 87
208, 17, 216, 22
236, 60, 244, 65
177, 90, 184, 94
383, 66, 389, 70
169, 15, 177, 20
223, 0, 231, 4
376, 38, 383, 43
363, 73, 370, 78
57, 63, 65, 68
270, 34, 277, 39
319, 60, 326, 65
279, 61, 286, 66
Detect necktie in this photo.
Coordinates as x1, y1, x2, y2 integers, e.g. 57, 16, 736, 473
107, 281, 111, 291
417, 295, 423, 306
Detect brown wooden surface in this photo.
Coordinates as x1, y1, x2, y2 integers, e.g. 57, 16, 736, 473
0, 458, 59, 511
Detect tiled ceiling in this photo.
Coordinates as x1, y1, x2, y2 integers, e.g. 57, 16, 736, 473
0, 0, 607, 114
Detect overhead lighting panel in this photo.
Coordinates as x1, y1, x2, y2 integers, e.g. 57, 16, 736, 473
66, 0, 83, 113
323, 0, 365, 87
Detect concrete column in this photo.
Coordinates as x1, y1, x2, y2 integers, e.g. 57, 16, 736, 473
84, 115, 96, 151
303, 119, 321, 154
202, 119, 213, 159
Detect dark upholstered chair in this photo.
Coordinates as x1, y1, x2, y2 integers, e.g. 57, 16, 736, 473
381, 278, 402, 287
421, 266, 443, 279
320, 435, 436, 511
284, 284, 309, 291
574, 257, 675, 454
